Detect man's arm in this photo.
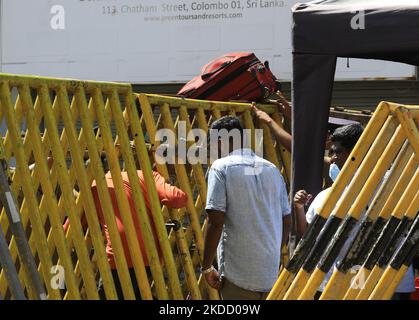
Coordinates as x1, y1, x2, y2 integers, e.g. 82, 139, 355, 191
293, 190, 312, 241
203, 210, 225, 268
282, 214, 292, 246
275, 91, 292, 120
202, 209, 225, 290
251, 104, 291, 152
271, 122, 292, 153
151, 171, 188, 208
203, 166, 226, 290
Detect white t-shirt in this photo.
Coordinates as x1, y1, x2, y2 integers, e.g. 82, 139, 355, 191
306, 187, 415, 293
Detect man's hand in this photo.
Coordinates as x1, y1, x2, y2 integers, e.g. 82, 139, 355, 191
294, 190, 312, 209
251, 103, 273, 125
204, 269, 223, 290
276, 91, 292, 119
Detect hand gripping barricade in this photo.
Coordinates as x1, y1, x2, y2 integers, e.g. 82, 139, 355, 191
0, 73, 291, 300
267, 101, 419, 300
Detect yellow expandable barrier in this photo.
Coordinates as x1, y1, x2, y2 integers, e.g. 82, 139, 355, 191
0, 74, 165, 300
0, 73, 291, 300
135, 93, 291, 299
268, 101, 418, 300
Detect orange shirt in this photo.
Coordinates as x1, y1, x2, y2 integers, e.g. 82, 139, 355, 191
91, 170, 187, 269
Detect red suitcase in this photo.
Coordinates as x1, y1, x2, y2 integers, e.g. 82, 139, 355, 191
177, 52, 280, 102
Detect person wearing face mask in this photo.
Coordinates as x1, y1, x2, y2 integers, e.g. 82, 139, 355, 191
293, 123, 415, 300
293, 124, 362, 299
328, 162, 341, 183
294, 123, 364, 241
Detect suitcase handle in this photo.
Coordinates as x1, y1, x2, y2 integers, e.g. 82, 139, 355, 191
201, 61, 232, 80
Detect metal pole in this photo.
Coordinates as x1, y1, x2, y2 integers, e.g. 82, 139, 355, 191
0, 145, 47, 300
0, 216, 26, 300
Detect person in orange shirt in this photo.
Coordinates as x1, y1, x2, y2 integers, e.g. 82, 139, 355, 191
94, 168, 187, 300
64, 153, 188, 299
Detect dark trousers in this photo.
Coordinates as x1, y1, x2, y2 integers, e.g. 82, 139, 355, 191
98, 267, 151, 300
391, 292, 411, 300
220, 278, 269, 300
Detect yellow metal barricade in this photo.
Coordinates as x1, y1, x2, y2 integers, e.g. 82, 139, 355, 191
268, 101, 418, 300
135, 93, 291, 299
2, 73, 416, 301
0, 74, 179, 300
0, 74, 292, 300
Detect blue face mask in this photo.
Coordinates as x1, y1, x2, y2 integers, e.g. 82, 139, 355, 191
329, 163, 340, 182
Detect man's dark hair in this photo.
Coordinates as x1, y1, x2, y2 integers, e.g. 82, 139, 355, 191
209, 116, 243, 135
331, 123, 364, 151
208, 116, 244, 148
